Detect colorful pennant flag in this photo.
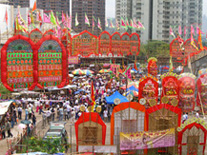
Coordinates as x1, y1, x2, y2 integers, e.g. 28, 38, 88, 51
134, 58, 138, 71
116, 19, 120, 30
32, 0, 37, 12
121, 17, 126, 27
126, 18, 130, 27
75, 13, 79, 26
85, 13, 90, 26
138, 21, 145, 30
123, 66, 132, 80
43, 13, 51, 23
37, 11, 42, 27
62, 11, 67, 27
105, 18, 108, 27
90, 80, 95, 112
178, 25, 182, 35
4, 8, 8, 26
27, 12, 31, 25
191, 30, 199, 51
17, 9, 28, 32
169, 27, 175, 38
198, 28, 204, 51
191, 25, 195, 35
98, 18, 102, 31
50, 11, 57, 26
110, 18, 114, 28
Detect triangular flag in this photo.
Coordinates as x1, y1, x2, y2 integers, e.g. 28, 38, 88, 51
62, 11, 67, 27
50, 11, 57, 26
75, 13, 79, 26
130, 19, 133, 28
110, 18, 114, 28
116, 19, 120, 30
43, 13, 51, 23
32, 0, 37, 12
98, 18, 102, 31
191, 32, 199, 51
169, 27, 175, 38
121, 17, 126, 27
178, 25, 182, 35
37, 11, 42, 27
126, 18, 129, 27
4, 8, 8, 26
90, 81, 96, 112
138, 21, 145, 30
85, 13, 90, 26
191, 25, 195, 35
123, 66, 132, 80
198, 28, 204, 51
28, 12, 31, 25
134, 58, 138, 71
105, 18, 108, 27
17, 9, 28, 31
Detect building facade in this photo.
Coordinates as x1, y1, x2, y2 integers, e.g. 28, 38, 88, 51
116, 0, 203, 43
72, 0, 105, 36
7, 0, 29, 8
37, 0, 70, 16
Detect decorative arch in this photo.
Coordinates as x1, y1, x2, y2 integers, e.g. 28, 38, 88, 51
110, 32, 121, 56
120, 32, 130, 56
29, 28, 43, 44
170, 38, 185, 63
99, 31, 111, 56
43, 29, 55, 37
178, 120, 207, 155
75, 112, 106, 151
61, 32, 72, 56
14, 31, 29, 38
130, 33, 140, 55
72, 30, 98, 57
146, 104, 182, 155
32, 35, 67, 89
1, 35, 36, 91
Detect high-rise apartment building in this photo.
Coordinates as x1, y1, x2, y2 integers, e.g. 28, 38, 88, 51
37, 0, 70, 16
7, 0, 29, 8
72, 0, 105, 36
116, 0, 203, 43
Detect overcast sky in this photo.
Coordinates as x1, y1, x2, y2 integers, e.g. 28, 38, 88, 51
30, 0, 206, 17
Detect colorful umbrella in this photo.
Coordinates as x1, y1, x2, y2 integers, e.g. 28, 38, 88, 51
99, 69, 110, 73
83, 70, 94, 75
18, 123, 27, 129
72, 69, 85, 75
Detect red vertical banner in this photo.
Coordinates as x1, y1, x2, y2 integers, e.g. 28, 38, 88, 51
139, 75, 158, 109
178, 73, 196, 112
147, 57, 158, 77
160, 72, 179, 106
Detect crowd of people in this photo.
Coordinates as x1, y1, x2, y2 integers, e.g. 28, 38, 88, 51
0, 72, 139, 139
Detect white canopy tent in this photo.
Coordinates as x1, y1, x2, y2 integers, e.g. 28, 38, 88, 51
0, 100, 14, 116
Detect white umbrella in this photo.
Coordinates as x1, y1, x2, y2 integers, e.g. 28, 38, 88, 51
18, 123, 26, 129
68, 74, 74, 78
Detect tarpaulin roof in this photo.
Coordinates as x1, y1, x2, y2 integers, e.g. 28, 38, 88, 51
0, 100, 14, 115
105, 91, 129, 104
126, 86, 139, 92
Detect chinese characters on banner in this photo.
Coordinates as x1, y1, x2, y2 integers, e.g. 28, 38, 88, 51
120, 128, 175, 150
68, 56, 79, 64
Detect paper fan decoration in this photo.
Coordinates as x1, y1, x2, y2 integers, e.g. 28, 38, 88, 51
114, 98, 121, 105
161, 96, 169, 104
149, 99, 157, 107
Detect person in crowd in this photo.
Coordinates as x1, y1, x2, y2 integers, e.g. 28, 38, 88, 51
103, 109, 108, 122
1, 122, 6, 139
5, 120, 13, 138
42, 112, 47, 129
18, 105, 22, 120
51, 107, 55, 121
28, 105, 32, 119
25, 107, 28, 120
32, 113, 36, 126
59, 106, 63, 121
39, 103, 43, 115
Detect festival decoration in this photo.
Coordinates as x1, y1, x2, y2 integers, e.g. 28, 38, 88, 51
120, 32, 131, 56
43, 29, 55, 37
75, 112, 106, 151
147, 57, 158, 77
146, 104, 182, 155
33, 35, 67, 89
61, 30, 72, 55
178, 73, 196, 112
197, 68, 207, 113
120, 128, 175, 150
110, 32, 121, 56
99, 31, 111, 56
1, 35, 35, 91
170, 38, 185, 62
160, 72, 179, 106
72, 30, 98, 57
130, 33, 140, 55
29, 28, 43, 43
139, 74, 158, 108
177, 117, 207, 155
